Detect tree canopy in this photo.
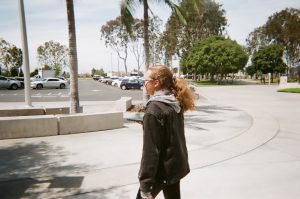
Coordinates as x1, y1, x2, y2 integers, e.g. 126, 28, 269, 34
101, 16, 163, 73
91, 67, 106, 76
101, 16, 130, 74
251, 44, 287, 81
246, 8, 300, 76
37, 40, 69, 70
183, 36, 248, 81
160, 0, 227, 61
0, 38, 23, 76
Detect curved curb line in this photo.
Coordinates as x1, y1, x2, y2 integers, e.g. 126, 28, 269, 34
189, 108, 280, 170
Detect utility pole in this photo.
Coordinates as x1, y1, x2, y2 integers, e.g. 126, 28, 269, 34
18, 0, 32, 107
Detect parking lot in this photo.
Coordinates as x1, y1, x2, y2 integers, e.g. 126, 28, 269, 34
0, 79, 143, 102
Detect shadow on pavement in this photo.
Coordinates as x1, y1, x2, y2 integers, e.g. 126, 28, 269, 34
184, 105, 238, 131
0, 176, 84, 199
66, 184, 137, 199
195, 105, 239, 114
0, 141, 92, 198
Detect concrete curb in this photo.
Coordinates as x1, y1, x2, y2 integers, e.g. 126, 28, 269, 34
0, 107, 75, 117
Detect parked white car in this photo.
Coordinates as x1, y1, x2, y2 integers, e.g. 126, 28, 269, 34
112, 77, 125, 87
30, 77, 68, 89
0, 75, 21, 90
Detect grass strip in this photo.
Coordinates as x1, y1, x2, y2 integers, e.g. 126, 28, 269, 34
277, 88, 300, 93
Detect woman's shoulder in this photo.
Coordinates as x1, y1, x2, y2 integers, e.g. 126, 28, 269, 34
146, 101, 171, 115
146, 101, 163, 111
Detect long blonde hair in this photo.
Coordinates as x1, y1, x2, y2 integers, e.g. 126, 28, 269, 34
148, 65, 195, 112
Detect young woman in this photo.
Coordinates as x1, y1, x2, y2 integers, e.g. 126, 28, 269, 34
137, 65, 195, 199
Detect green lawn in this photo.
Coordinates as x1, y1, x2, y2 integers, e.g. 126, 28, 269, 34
189, 80, 243, 87
277, 88, 300, 93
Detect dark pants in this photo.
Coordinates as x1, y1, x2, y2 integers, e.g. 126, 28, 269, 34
136, 181, 180, 199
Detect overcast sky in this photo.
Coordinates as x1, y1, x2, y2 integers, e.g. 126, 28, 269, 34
0, 0, 299, 74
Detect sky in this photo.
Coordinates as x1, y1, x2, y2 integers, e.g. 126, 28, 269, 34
0, 0, 299, 74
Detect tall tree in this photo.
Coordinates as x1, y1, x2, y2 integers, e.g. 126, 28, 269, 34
161, 0, 227, 60
7, 46, 23, 76
0, 38, 23, 76
0, 38, 10, 73
66, 0, 80, 113
246, 26, 268, 55
183, 36, 248, 82
120, 1, 186, 66
148, 16, 163, 65
101, 16, 131, 74
246, 8, 300, 77
252, 44, 287, 82
265, 8, 300, 74
37, 40, 69, 70
129, 18, 144, 72
121, 0, 186, 101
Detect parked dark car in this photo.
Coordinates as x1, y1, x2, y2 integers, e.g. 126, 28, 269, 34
120, 79, 143, 90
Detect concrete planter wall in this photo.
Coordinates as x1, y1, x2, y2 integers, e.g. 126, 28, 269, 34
0, 97, 132, 139
0, 115, 58, 139
59, 112, 123, 135
0, 112, 123, 140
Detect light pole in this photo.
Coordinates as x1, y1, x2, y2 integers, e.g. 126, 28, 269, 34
18, 0, 32, 107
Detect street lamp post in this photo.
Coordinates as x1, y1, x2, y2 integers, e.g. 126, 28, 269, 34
18, 0, 32, 107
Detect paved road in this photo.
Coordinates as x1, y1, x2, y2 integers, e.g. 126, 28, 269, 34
0, 79, 143, 102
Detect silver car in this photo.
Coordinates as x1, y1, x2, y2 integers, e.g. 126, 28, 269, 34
30, 77, 68, 89
0, 75, 21, 90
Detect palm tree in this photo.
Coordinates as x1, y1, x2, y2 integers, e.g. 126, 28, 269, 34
66, 0, 80, 113
121, 0, 186, 100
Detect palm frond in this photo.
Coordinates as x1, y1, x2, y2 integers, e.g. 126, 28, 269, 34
165, 0, 187, 26
191, 0, 204, 18
120, 0, 138, 34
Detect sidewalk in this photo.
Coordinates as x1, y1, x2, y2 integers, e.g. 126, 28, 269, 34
0, 85, 300, 198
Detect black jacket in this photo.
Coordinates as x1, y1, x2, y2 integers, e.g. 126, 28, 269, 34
138, 101, 190, 193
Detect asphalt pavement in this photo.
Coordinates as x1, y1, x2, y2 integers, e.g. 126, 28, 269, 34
0, 84, 299, 199
0, 79, 142, 102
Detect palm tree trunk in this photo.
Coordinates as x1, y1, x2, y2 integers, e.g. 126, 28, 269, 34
66, 0, 80, 113
143, 0, 150, 101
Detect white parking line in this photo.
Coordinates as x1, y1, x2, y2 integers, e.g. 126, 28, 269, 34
47, 93, 52, 95
92, 89, 101, 92
43, 95, 56, 98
